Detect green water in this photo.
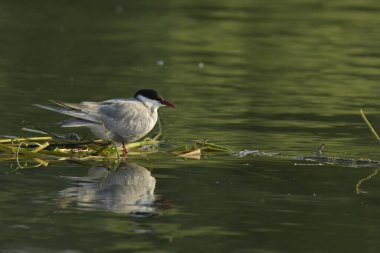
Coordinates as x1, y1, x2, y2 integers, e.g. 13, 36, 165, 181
1, 0, 380, 252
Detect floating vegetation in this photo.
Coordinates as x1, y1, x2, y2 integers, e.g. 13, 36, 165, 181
173, 140, 232, 160
233, 150, 279, 158
0, 131, 232, 168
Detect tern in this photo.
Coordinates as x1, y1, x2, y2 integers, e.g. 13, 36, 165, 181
34, 89, 176, 154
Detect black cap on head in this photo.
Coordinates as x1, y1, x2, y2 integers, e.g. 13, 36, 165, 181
134, 89, 164, 101
134, 89, 176, 108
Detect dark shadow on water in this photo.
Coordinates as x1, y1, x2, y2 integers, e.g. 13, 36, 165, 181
57, 162, 166, 217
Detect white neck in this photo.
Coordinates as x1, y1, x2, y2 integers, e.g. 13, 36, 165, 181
136, 95, 163, 110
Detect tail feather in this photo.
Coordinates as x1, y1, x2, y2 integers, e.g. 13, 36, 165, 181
61, 118, 97, 127
49, 100, 82, 110
34, 103, 101, 124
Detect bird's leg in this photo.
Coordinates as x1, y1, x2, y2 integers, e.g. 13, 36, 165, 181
122, 142, 128, 157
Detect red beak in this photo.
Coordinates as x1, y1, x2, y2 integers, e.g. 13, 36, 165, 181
161, 100, 176, 108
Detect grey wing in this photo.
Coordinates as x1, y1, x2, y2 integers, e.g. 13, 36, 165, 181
99, 101, 156, 142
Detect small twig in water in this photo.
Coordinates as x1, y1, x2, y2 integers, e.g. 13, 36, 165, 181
112, 142, 121, 160
16, 141, 26, 169
356, 169, 379, 194
32, 142, 50, 153
316, 144, 325, 157
360, 109, 380, 140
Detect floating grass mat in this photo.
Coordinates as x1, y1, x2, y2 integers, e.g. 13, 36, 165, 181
0, 134, 232, 168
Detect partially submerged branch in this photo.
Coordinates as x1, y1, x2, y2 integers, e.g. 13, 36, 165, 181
360, 109, 380, 140
355, 169, 379, 194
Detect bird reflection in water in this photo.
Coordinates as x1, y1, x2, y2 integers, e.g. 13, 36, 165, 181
58, 162, 168, 217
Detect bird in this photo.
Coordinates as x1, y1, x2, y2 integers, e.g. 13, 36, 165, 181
34, 89, 176, 155
58, 162, 157, 215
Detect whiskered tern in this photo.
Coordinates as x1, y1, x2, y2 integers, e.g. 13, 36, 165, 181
34, 89, 176, 154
